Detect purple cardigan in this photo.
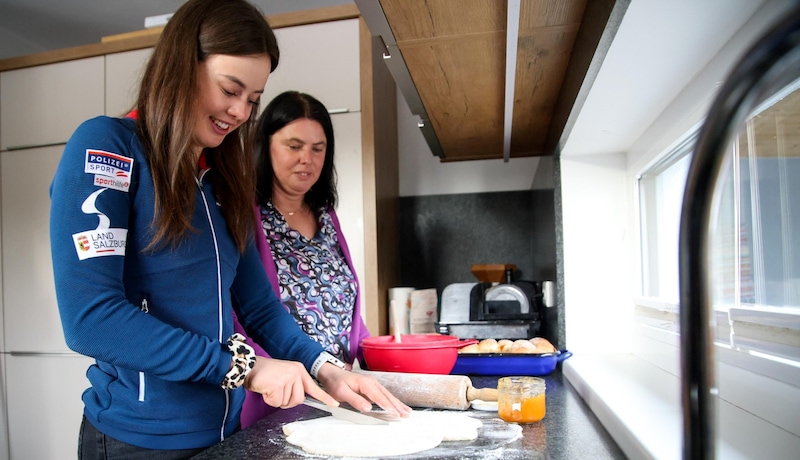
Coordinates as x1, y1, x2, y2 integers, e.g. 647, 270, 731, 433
233, 204, 370, 428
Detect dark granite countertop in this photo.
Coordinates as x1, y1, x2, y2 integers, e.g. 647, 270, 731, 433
193, 370, 624, 459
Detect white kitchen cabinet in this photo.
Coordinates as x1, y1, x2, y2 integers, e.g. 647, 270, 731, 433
261, 19, 360, 113
0, 354, 7, 460
1, 145, 94, 459
105, 48, 151, 117
1, 145, 68, 351
332, 112, 365, 302
5, 354, 93, 460
0, 57, 104, 150
0, 8, 396, 460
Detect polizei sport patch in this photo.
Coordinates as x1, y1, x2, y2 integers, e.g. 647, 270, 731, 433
84, 149, 133, 192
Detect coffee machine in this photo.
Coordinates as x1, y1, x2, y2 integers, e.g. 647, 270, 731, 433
437, 264, 545, 340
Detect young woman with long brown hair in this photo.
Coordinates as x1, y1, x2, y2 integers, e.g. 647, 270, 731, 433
49, 1, 408, 458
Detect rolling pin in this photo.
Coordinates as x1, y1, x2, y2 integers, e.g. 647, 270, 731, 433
354, 370, 498, 410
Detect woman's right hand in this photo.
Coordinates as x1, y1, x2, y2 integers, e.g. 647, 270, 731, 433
243, 356, 337, 408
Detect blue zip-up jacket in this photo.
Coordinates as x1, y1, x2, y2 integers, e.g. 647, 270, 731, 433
49, 116, 325, 450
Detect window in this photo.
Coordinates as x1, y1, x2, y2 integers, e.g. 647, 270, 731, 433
638, 134, 695, 306
637, 78, 800, 382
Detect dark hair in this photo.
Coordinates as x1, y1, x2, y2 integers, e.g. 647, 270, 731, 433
255, 91, 338, 210
135, 0, 279, 252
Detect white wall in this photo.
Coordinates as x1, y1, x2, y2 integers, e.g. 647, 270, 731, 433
560, 153, 634, 353
564, 0, 765, 158
396, 90, 547, 197
558, 0, 794, 355
627, 0, 794, 174
560, 1, 800, 457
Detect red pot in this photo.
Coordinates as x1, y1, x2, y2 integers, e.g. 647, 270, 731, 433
361, 334, 477, 374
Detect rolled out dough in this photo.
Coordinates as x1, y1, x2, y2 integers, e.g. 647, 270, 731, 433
282, 410, 482, 457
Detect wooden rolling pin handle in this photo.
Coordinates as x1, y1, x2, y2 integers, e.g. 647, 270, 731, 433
467, 386, 498, 402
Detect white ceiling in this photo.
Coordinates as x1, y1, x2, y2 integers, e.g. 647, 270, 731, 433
562, 0, 770, 157
0, 0, 786, 160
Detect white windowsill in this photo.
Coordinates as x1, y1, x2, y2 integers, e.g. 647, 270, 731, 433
563, 354, 682, 460
563, 353, 800, 460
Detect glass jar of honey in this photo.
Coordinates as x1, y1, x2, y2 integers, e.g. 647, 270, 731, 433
497, 376, 546, 423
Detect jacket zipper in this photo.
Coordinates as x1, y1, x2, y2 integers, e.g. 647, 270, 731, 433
139, 296, 149, 401
195, 172, 230, 441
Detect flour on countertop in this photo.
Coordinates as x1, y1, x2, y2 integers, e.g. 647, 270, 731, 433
282, 410, 524, 459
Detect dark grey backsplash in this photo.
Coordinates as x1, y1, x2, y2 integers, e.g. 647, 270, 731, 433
398, 190, 556, 293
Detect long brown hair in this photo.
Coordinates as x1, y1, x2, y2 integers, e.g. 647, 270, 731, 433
135, 0, 279, 253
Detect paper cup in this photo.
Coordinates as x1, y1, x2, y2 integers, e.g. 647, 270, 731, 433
389, 299, 410, 336
388, 287, 414, 335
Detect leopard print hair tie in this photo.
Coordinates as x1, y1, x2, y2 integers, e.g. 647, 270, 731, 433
220, 333, 256, 390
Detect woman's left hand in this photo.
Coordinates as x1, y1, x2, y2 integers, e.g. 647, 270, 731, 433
315, 365, 412, 418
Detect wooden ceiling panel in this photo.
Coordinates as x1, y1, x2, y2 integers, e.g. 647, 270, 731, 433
380, 0, 506, 41
400, 32, 506, 160
521, 0, 586, 29
360, 0, 619, 161
511, 25, 582, 156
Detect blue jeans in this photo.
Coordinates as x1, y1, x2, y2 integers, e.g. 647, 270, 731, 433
78, 416, 207, 460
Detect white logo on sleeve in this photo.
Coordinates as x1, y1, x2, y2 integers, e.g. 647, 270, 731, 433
72, 188, 128, 260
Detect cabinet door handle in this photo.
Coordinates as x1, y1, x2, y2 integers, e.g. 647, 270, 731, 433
327, 108, 350, 114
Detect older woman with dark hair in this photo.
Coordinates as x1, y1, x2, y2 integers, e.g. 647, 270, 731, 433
234, 91, 372, 428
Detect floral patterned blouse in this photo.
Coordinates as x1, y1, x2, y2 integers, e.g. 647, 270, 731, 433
260, 201, 357, 363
